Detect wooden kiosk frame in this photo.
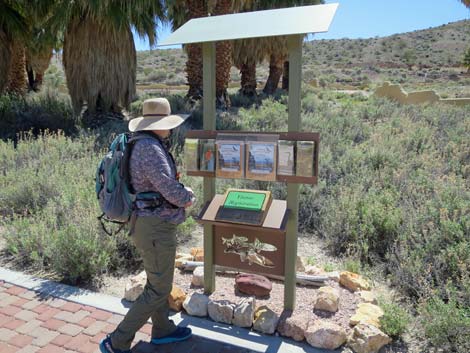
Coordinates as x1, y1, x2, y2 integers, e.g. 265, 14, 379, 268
159, 4, 338, 310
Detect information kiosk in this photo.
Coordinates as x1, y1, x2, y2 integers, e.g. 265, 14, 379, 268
160, 3, 338, 309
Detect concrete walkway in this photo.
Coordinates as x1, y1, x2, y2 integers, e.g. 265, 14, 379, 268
0, 268, 328, 353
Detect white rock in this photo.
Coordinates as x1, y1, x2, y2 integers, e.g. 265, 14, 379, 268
175, 254, 193, 269
357, 291, 377, 304
314, 286, 340, 312
325, 271, 340, 282
192, 266, 204, 287
348, 322, 391, 353
305, 321, 347, 350
182, 293, 209, 317
232, 297, 255, 328
124, 271, 146, 302
207, 299, 235, 324
253, 306, 279, 334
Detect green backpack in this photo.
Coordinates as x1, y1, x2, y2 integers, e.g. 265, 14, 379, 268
95, 132, 161, 235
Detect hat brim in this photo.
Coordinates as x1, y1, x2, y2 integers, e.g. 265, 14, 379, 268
129, 114, 190, 132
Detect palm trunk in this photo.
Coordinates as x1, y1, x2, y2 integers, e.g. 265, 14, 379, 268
239, 61, 257, 97
263, 54, 284, 95
5, 40, 26, 95
26, 47, 53, 91
185, 0, 206, 101
282, 60, 289, 90
63, 16, 136, 117
214, 0, 232, 108
0, 30, 12, 93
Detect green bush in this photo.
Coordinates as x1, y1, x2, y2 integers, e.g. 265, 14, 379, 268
0, 132, 121, 284
378, 298, 410, 338
0, 91, 77, 141
420, 295, 470, 353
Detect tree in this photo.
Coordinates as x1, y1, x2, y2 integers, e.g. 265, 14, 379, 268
168, 0, 206, 101
48, 1, 164, 117
463, 48, 470, 73
254, 0, 323, 95
232, 37, 264, 97
0, 1, 27, 94
168, 0, 242, 107
460, 1, 470, 7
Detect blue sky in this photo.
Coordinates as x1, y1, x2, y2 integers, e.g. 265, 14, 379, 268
134, 0, 470, 51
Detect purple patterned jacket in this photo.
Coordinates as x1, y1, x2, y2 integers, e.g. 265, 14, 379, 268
129, 135, 192, 224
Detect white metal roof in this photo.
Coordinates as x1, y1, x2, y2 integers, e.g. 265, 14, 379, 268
159, 3, 339, 46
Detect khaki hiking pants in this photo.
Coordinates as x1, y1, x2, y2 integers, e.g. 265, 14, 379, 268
111, 216, 177, 350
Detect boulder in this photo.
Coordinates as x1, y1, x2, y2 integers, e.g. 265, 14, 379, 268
325, 271, 340, 282
305, 321, 347, 350
277, 311, 308, 341
314, 286, 340, 312
340, 272, 371, 292
175, 254, 193, 269
207, 299, 235, 324
190, 247, 204, 261
124, 271, 146, 302
357, 291, 377, 304
296, 256, 305, 272
304, 265, 323, 275
168, 285, 186, 312
192, 266, 204, 287
235, 273, 272, 297
253, 306, 279, 335
350, 303, 384, 327
348, 322, 391, 353
232, 297, 255, 328
182, 293, 209, 317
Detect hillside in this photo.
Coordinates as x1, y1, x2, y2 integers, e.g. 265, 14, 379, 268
135, 19, 470, 95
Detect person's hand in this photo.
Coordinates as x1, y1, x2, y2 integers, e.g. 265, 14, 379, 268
184, 186, 196, 208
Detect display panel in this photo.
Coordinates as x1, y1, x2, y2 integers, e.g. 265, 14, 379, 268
246, 141, 277, 181
199, 139, 215, 171
184, 138, 199, 171
216, 139, 245, 178
296, 141, 315, 177
277, 140, 296, 176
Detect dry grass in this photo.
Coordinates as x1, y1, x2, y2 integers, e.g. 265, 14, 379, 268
63, 16, 136, 113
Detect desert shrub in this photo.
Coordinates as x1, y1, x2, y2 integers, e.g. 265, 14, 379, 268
147, 69, 167, 82
0, 92, 77, 141
378, 298, 410, 338
420, 294, 470, 353
0, 132, 130, 284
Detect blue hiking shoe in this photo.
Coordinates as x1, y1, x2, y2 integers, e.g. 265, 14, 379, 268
99, 335, 131, 353
151, 326, 192, 345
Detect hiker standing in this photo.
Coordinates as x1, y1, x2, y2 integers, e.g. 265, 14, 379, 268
100, 98, 195, 353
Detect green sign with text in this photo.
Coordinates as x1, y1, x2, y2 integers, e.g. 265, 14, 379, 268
223, 191, 266, 211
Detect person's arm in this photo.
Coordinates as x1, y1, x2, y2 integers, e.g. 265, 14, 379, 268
140, 142, 193, 207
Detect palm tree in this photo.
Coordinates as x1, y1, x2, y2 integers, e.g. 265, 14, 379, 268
212, 0, 233, 108
232, 38, 265, 97
257, 0, 323, 95
0, 1, 27, 94
168, 0, 206, 101
48, 1, 164, 117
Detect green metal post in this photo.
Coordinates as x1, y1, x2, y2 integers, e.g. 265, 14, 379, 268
202, 42, 216, 294
284, 35, 302, 310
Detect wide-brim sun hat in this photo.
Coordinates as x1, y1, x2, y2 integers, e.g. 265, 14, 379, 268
129, 98, 190, 132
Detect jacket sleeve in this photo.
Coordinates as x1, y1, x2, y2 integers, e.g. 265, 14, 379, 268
141, 142, 193, 207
